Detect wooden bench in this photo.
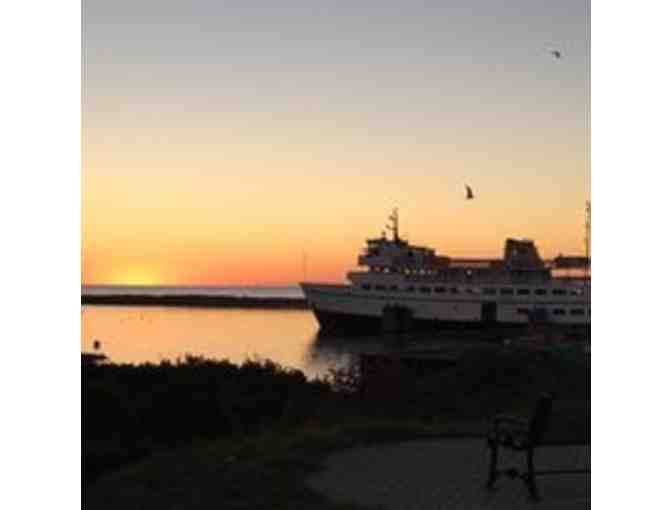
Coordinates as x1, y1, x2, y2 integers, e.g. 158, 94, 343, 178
485, 393, 589, 501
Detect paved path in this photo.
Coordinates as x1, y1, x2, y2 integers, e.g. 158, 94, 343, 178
307, 439, 589, 510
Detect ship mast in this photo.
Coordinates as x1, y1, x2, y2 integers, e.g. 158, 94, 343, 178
386, 208, 399, 243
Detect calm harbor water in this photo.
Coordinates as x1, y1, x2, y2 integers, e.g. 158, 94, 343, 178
82, 306, 337, 378
81, 305, 499, 379
81, 286, 500, 379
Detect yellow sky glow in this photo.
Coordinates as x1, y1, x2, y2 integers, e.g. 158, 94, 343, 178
82, 144, 588, 285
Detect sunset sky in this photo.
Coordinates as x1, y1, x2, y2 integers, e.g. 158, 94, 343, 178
82, 0, 590, 286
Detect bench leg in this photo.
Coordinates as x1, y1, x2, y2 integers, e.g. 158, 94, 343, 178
525, 447, 540, 501
486, 441, 499, 489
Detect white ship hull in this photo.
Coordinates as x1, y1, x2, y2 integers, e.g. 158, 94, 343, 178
301, 282, 590, 334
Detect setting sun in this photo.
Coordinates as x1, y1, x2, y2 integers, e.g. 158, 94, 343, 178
111, 266, 163, 286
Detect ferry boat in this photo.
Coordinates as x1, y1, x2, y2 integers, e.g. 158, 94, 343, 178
301, 209, 590, 334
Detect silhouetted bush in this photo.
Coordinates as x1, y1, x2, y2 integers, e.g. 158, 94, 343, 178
400, 346, 590, 447
84, 348, 588, 483
83, 356, 331, 483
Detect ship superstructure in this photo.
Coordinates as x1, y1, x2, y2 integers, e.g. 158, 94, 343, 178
301, 210, 590, 333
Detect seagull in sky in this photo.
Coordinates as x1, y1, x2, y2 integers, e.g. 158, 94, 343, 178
550, 49, 562, 59
465, 185, 474, 200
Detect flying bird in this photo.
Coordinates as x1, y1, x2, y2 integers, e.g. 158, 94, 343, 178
465, 185, 474, 200
550, 50, 562, 59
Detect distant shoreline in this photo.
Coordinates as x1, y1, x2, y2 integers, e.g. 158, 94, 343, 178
81, 294, 309, 309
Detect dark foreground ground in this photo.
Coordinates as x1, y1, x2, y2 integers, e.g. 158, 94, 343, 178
309, 438, 589, 509
84, 345, 589, 509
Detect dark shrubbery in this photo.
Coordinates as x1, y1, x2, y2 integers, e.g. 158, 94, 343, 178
83, 356, 330, 483
84, 348, 589, 483
342, 345, 589, 444
440, 347, 589, 415
408, 347, 590, 442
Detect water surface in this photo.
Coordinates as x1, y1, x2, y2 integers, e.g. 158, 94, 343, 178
82, 302, 498, 378
82, 306, 415, 379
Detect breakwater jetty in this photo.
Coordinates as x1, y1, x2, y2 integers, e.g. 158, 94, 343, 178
81, 294, 309, 309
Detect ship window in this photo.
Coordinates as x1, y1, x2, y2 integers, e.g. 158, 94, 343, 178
362, 284, 371, 291
553, 308, 566, 316
517, 308, 530, 315
535, 289, 547, 296
375, 285, 386, 291
420, 286, 431, 294
483, 288, 496, 295
500, 288, 514, 295
450, 287, 460, 294
406, 286, 415, 293
552, 289, 567, 296
434, 286, 446, 293
570, 288, 584, 296
570, 308, 585, 316
517, 288, 530, 295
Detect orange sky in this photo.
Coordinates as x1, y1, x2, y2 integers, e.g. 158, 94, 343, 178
83, 2, 589, 286
82, 152, 588, 285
